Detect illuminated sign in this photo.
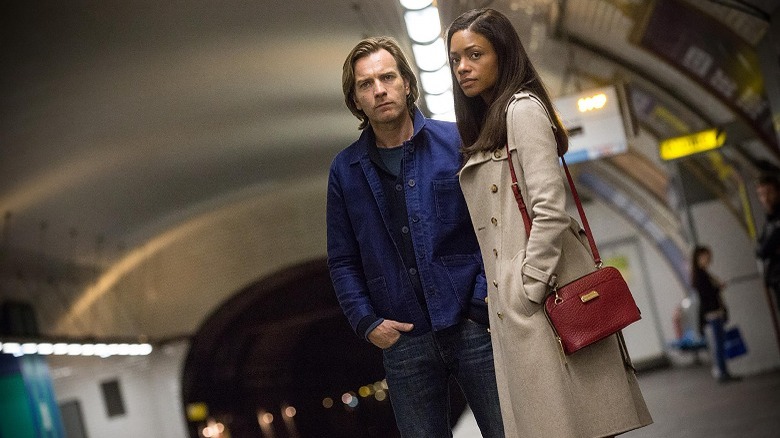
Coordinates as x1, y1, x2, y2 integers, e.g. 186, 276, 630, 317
659, 129, 726, 160
578, 93, 607, 112
555, 85, 632, 164
631, 0, 776, 150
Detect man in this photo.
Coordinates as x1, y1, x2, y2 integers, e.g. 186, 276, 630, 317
327, 37, 504, 437
756, 174, 780, 315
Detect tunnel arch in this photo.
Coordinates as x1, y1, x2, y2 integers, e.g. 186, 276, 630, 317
181, 258, 468, 438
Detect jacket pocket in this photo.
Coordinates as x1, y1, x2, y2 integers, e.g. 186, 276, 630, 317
433, 178, 470, 224
441, 254, 481, 306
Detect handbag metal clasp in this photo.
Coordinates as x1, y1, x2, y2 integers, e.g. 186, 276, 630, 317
580, 290, 600, 303
552, 282, 562, 305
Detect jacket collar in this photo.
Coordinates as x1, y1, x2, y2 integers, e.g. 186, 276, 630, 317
349, 107, 426, 165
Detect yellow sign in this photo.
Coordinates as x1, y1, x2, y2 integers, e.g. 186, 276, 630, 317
659, 129, 726, 160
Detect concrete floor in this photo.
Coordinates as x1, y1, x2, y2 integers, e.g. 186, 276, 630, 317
453, 364, 780, 438
626, 365, 780, 438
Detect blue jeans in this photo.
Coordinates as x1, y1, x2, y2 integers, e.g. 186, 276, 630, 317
382, 319, 504, 438
704, 314, 729, 379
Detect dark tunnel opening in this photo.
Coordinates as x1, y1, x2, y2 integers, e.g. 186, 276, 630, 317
181, 259, 467, 437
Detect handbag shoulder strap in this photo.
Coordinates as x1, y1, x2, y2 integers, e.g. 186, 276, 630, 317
506, 142, 533, 238
504, 94, 602, 267
560, 156, 601, 266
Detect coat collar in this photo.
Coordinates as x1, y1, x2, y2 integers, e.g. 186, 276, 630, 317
460, 143, 517, 173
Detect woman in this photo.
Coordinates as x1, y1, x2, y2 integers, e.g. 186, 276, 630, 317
691, 245, 738, 382
447, 8, 652, 437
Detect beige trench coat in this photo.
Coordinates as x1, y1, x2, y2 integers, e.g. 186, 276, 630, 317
459, 92, 652, 437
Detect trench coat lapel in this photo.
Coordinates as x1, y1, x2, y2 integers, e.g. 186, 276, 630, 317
459, 149, 493, 175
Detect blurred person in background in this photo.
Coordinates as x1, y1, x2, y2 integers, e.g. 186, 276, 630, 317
691, 245, 739, 383
756, 174, 780, 316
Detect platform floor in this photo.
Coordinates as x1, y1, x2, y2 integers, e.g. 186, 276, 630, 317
453, 364, 780, 438
626, 365, 780, 438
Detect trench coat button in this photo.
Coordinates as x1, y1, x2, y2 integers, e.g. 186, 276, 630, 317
484, 296, 489, 303
493, 248, 498, 257
493, 150, 502, 158
491, 217, 498, 225
408, 179, 416, 187
490, 184, 498, 193
487, 327, 491, 333
497, 312, 503, 319
492, 280, 498, 287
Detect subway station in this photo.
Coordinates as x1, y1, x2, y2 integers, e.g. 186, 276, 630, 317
1, 0, 780, 437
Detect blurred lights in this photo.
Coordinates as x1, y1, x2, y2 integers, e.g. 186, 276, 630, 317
400, 1, 455, 119
342, 392, 359, 408
202, 419, 225, 438
358, 385, 372, 398
420, 67, 452, 95
404, 8, 441, 43
425, 91, 455, 115
322, 397, 334, 408
577, 93, 607, 112
283, 405, 297, 418
0, 340, 152, 357
411, 39, 447, 72
399, 0, 432, 10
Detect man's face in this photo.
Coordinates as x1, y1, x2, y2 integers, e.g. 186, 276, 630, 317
353, 49, 410, 128
757, 183, 779, 214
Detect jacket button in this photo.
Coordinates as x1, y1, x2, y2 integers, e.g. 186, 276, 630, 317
493, 150, 502, 158
408, 179, 415, 187
491, 217, 498, 225
490, 184, 498, 193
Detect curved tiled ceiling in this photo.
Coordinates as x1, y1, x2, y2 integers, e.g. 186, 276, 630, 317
1, 0, 779, 340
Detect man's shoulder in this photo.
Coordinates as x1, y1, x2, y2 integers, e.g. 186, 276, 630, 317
331, 136, 368, 169
423, 117, 458, 133
421, 117, 460, 146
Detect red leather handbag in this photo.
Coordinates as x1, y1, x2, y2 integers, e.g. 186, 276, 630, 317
506, 143, 641, 355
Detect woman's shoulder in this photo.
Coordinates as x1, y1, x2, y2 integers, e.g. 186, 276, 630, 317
505, 90, 543, 110
506, 91, 550, 122
505, 91, 553, 134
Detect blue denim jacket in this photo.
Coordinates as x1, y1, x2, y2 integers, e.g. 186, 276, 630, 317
327, 109, 487, 336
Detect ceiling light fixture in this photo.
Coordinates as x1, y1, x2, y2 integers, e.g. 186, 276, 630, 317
400, 1, 455, 121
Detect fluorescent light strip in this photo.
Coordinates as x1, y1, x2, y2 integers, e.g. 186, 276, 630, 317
404, 7, 441, 44
400, 1, 455, 119
0, 341, 153, 358
400, 0, 433, 10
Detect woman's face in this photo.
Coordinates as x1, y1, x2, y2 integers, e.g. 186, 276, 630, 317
449, 29, 499, 103
697, 251, 711, 269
